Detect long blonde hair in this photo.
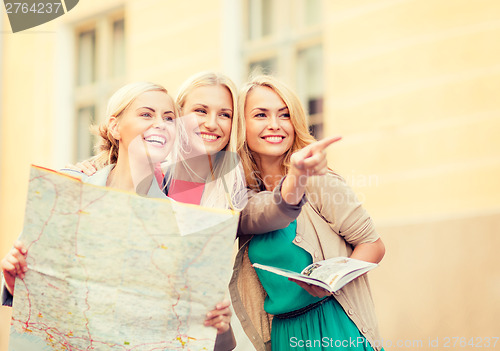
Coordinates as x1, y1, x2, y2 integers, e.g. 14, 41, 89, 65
173, 71, 247, 210
237, 75, 317, 190
91, 82, 176, 169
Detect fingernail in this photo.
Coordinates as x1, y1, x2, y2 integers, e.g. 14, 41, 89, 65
206, 312, 212, 318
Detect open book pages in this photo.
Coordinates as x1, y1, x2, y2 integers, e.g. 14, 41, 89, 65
253, 257, 377, 293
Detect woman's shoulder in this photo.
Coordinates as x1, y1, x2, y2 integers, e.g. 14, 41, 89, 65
83, 165, 115, 186
305, 170, 362, 212
59, 168, 90, 182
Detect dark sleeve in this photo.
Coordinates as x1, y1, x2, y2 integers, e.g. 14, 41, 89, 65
213, 325, 236, 351
238, 176, 307, 235
161, 171, 170, 196
1, 275, 13, 307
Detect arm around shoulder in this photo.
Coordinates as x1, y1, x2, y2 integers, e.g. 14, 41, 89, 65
238, 176, 307, 235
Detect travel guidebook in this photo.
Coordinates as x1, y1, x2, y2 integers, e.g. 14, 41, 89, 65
253, 257, 377, 293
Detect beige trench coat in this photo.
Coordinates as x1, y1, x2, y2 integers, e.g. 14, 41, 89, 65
229, 172, 383, 351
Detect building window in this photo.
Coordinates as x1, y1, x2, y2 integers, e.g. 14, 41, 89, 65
303, 0, 321, 27
111, 18, 125, 78
242, 0, 324, 138
77, 29, 96, 86
73, 12, 126, 161
249, 57, 277, 76
297, 44, 323, 138
247, 0, 274, 40
76, 105, 96, 161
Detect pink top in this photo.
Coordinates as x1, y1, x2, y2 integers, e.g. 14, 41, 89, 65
154, 164, 164, 187
167, 179, 205, 205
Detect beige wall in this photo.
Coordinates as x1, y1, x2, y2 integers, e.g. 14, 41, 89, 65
2, 0, 499, 349
324, 0, 500, 348
0, 22, 58, 351
373, 213, 500, 348
325, 0, 500, 220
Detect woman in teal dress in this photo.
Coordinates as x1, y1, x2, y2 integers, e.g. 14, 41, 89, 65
248, 220, 379, 351
230, 75, 386, 351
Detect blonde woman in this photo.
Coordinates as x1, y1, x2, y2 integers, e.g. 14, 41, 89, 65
164, 71, 247, 209
230, 76, 385, 351
1, 81, 235, 350
71, 72, 247, 211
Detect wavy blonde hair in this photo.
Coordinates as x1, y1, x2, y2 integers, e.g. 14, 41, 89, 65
173, 71, 247, 210
92, 82, 176, 169
237, 75, 317, 190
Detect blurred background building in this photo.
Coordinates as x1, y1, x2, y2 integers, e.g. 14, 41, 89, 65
1, 0, 499, 349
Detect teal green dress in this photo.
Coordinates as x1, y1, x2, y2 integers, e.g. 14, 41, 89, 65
248, 221, 377, 351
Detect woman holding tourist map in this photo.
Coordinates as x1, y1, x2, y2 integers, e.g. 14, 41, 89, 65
1, 81, 236, 350
70, 71, 247, 210
230, 75, 386, 351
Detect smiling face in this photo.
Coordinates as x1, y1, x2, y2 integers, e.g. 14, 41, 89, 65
112, 90, 176, 164
244, 86, 295, 162
180, 85, 233, 155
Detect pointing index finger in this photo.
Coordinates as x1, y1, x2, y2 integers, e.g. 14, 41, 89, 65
311, 136, 342, 152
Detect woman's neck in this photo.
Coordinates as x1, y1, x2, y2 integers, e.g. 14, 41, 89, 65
176, 154, 215, 183
107, 153, 155, 195
253, 154, 285, 191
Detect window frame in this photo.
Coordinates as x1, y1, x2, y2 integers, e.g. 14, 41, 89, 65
242, 0, 324, 138
73, 10, 126, 161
